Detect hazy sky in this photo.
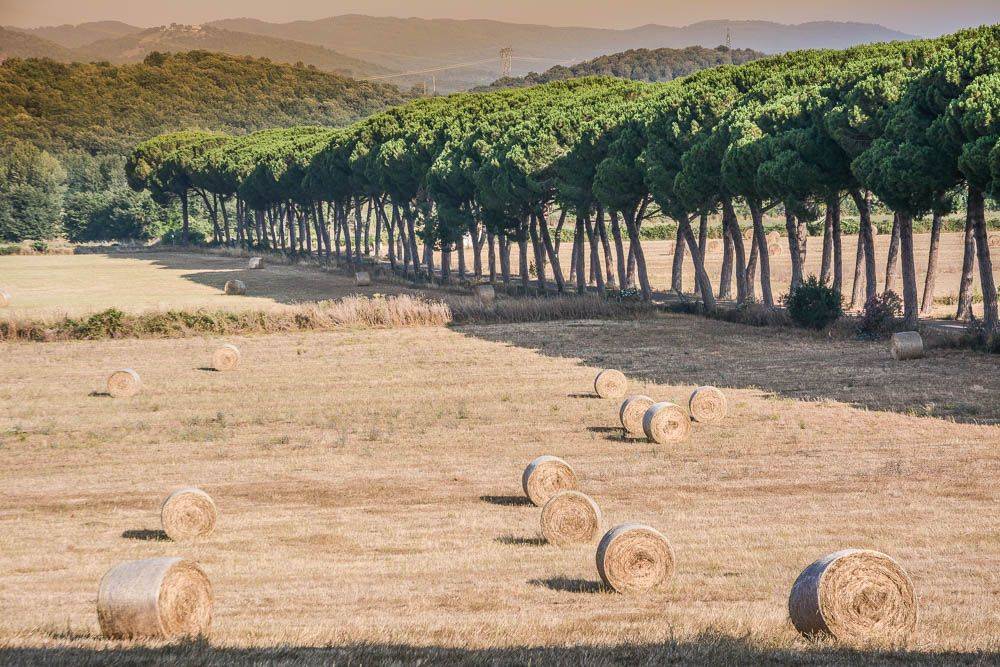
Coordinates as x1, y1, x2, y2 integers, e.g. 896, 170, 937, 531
1, 0, 997, 36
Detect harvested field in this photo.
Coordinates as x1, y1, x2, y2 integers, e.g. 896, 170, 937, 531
1, 319, 997, 664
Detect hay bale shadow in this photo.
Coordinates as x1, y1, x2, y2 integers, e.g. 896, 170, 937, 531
567, 393, 602, 399
529, 577, 609, 594
197, 367, 219, 373
121, 529, 169, 541
495, 535, 546, 547
479, 495, 531, 507
88, 391, 112, 398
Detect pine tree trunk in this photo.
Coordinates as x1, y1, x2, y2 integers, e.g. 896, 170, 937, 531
885, 212, 901, 294
610, 211, 627, 289
538, 212, 565, 292
488, 231, 497, 285
623, 208, 652, 301
585, 214, 605, 291
785, 208, 804, 290
719, 224, 734, 300
955, 210, 975, 320
694, 211, 708, 296
970, 186, 999, 333
529, 215, 547, 294
898, 212, 919, 329
750, 200, 774, 307
574, 216, 586, 294
849, 231, 865, 310
595, 208, 616, 290
920, 209, 943, 315
671, 228, 686, 293
722, 198, 748, 303
831, 195, 843, 295
681, 219, 716, 311
180, 191, 190, 245
819, 206, 833, 285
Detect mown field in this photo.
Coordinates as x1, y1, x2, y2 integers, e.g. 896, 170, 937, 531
2, 230, 998, 323
0, 250, 998, 664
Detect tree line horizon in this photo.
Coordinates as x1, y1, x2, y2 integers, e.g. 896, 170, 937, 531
126, 25, 1000, 333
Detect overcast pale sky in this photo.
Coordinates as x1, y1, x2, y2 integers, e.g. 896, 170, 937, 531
1, 0, 997, 36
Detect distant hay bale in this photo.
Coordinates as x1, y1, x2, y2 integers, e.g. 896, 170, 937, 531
161, 488, 217, 541
522, 455, 578, 506
989, 234, 1000, 249
594, 369, 628, 399
97, 557, 213, 639
596, 523, 675, 593
212, 344, 241, 372
643, 402, 691, 444
474, 284, 495, 305
223, 279, 246, 296
706, 239, 723, 253
247, 257, 263, 269
742, 227, 754, 242
789, 549, 917, 642
107, 369, 141, 398
0, 289, 10, 308
541, 490, 602, 546
767, 231, 784, 253
619, 395, 655, 437
890, 332, 924, 361
355, 271, 372, 287
689, 386, 728, 424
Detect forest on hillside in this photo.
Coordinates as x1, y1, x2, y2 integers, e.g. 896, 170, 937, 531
123, 26, 1000, 335
477, 46, 764, 91
0, 51, 411, 245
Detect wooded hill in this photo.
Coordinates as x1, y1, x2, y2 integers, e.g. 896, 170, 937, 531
0, 23, 390, 80
476, 46, 764, 91
0, 51, 412, 154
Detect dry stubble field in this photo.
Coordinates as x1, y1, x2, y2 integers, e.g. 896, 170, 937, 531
1, 306, 999, 663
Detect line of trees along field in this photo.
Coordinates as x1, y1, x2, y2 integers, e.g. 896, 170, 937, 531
128, 26, 1000, 333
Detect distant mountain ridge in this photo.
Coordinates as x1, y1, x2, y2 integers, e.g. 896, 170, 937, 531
207, 15, 915, 91
0, 26, 73, 61
9, 20, 142, 48
476, 45, 765, 92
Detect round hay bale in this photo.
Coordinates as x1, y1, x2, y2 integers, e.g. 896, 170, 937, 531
789, 549, 917, 642
742, 227, 755, 242
474, 284, 495, 305
107, 369, 141, 398
522, 455, 578, 506
161, 488, 217, 541
596, 523, 675, 593
247, 257, 263, 270
706, 239, 723, 254
890, 332, 924, 361
223, 279, 246, 296
688, 386, 728, 424
97, 557, 213, 640
355, 271, 372, 287
0, 289, 10, 308
642, 402, 691, 444
619, 395, 655, 437
212, 344, 241, 372
988, 234, 999, 249
594, 369, 628, 399
541, 490, 602, 546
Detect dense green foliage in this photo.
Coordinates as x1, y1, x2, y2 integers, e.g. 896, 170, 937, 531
785, 277, 844, 329
0, 139, 66, 242
478, 46, 763, 91
126, 24, 1000, 332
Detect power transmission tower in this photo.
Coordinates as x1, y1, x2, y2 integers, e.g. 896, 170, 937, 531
499, 47, 512, 78
726, 27, 732, 49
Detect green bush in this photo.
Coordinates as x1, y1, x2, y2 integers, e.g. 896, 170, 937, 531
856, 291, 902, 339
785, 277, 843, 330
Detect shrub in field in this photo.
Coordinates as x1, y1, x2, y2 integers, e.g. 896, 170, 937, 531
857, 291, 903, 340
785, 277, 843, 330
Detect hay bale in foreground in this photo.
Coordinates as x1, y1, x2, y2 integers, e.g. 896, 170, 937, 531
97, 557, 213, 639
891, 332, 924, 361
474, 284, 495, 305
355, 271, 372, 287
0, 289, 10, 308
247, 257, 263, 270
642, 402, 691, 444
789, 549, 917, 642
541, 490, 602, 546
212, 344, 241, 372
161, 488, 217, 541
596, 523, 675, 593
107, 369, 141, 398
619, 395, 655, 437
594, 369, 628, 399
689, 386, 728, 424
522, 455, 578, 506
223, 279, 246, 296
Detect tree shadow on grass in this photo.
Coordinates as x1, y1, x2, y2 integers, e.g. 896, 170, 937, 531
4, 635, 982, 665
479, 495, 532, 507
456, 317, 1000, 425
121, 529, 169, 541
